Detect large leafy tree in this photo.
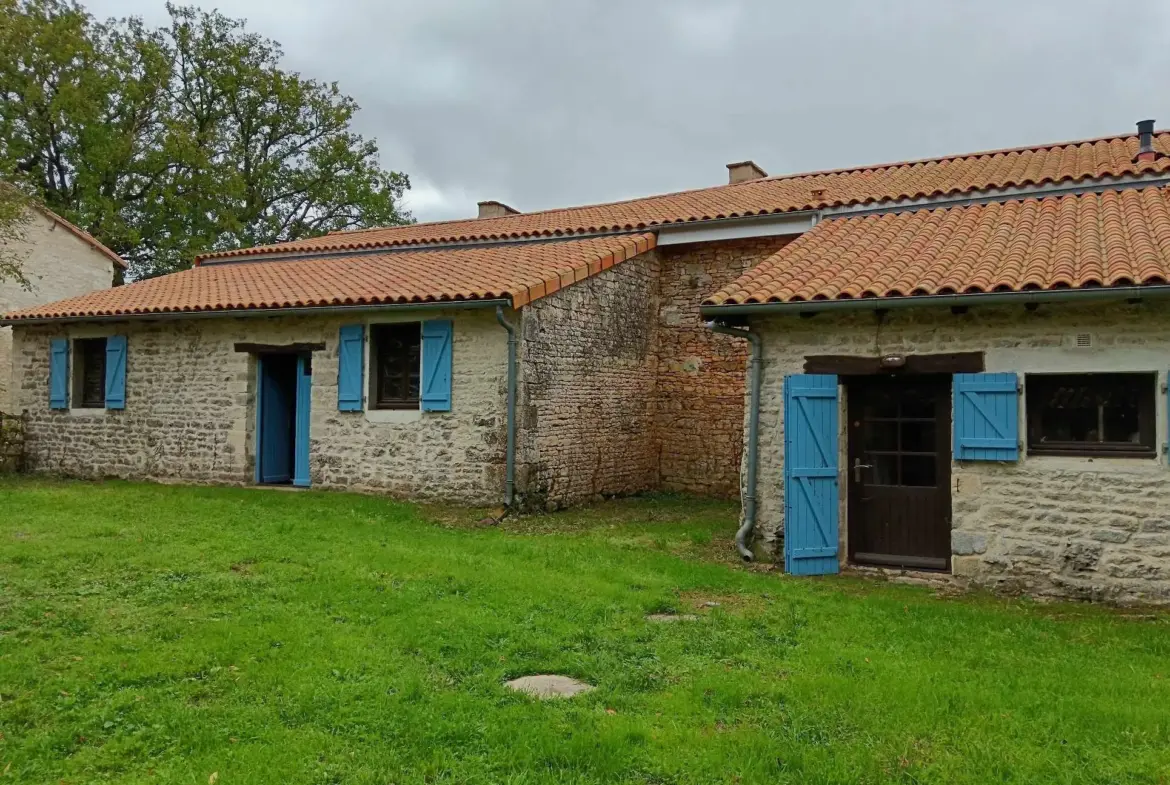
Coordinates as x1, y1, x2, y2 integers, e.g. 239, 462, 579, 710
0, 186, 33, 287
0, 0, 411, 278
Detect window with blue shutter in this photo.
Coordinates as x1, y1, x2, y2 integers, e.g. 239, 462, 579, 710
337, 324, 364, 411
104, 335, 127, 410
49, 338, 69, 410
953, 372, 1019, 461
783, 374, 840, 576
420, 319, 453, 412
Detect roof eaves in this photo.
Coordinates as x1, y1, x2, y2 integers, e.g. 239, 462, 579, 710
700, 284, 1170, 317
38, 207, 128, 270
1, 296, 514, 327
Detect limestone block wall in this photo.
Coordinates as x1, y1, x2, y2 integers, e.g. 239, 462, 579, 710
655, 237, 794, 497
13, 310, 507, 503
1, 209, 118, 411
750, 301, 1170, 603
517, 254, 660, 508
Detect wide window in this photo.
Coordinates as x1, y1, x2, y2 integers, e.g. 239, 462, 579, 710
73, 337, 107, 409
370, 323, 420, 409
1026, 373, 1156, 457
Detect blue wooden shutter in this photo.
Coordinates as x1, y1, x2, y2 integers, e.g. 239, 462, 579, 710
104, 335, 127, 410
293, 355, 312, 487
783, 374, 840, 576
337, 324, 364, 411
421, 319, 453, 412
953, 372, 1019, 461
49, 338, 69, 410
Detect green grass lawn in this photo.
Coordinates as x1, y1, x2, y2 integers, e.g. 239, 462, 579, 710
1, 479, 1169, 785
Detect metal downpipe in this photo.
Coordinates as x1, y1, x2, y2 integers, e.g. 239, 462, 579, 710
495, 306, 518, 507
707, 322, 762, 562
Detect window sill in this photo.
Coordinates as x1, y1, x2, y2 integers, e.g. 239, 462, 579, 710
1028, 448, 1157, 460
1021, 452, 1163, 474
68, 407, 109, 417
364, 408, 422, 424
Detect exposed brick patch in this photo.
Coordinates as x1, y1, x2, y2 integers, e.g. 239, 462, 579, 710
655, 237, 794, 497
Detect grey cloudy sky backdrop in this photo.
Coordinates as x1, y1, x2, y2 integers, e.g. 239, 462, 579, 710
87, 0, 1170, 223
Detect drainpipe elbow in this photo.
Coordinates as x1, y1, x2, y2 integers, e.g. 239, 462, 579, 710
706, 320, 763, 563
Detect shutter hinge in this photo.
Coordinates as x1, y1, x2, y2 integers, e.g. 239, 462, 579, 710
1163, 442, 1168, 456
1017, 381, 1024, 394
1162, 381, 1168, 393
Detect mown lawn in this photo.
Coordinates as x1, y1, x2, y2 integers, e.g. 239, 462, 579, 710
1, 479, 1169, 785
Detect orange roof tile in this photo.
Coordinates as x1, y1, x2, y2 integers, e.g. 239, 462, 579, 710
705, 187, 1170, 305
4, 233, 655, 321
198, 130, 1170, 261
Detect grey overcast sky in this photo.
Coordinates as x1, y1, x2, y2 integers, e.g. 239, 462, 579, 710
85, 0, 1170, 223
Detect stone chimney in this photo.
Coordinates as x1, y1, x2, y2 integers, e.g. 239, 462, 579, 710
726, 160, 768, 184
1135, 119, 1160, 163
477, 200, 520, 219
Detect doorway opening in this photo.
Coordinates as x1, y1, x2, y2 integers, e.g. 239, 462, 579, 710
255, 353, 312, 486
847, 375, 952, 571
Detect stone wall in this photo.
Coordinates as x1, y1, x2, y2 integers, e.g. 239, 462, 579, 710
1, 209, 118, 411
517, 254, 660, 508
13, 310, 508, 503
749, 301, 1170, 603
655, 237, 794, 496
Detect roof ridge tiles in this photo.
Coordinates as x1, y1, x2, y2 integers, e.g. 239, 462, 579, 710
196, 127, 1170, 263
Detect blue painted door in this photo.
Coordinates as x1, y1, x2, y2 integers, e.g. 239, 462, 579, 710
784, 374, 841, 576
293, 355, 312, 487
257, 356, 293, 484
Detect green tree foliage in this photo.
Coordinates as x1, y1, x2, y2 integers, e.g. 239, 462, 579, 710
0, 0, 411, 278
0, 185, 34, 287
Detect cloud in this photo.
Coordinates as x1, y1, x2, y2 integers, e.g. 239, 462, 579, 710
86, 0, 1170, 223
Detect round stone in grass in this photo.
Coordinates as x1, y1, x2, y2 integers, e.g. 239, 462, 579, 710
504, 675, 595, 699
645, 613, 700, 622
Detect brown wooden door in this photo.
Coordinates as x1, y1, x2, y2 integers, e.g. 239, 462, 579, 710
848, 377, 952, 571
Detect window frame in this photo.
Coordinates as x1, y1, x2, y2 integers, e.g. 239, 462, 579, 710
72, 337, 108, 410
369, 322, 422, 411
1025, 372, 1157, 459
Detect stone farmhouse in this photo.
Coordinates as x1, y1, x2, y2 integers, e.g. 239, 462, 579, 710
1, 202, 125, 412
7, 121, 1170, 603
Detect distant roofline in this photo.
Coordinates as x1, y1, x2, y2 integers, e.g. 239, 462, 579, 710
195, 125, 1167, 263
318, 127, 1165, 234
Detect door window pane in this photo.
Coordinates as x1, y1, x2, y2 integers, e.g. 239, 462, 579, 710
869, 453, 899, 485
865, 422, 899, 451
901, 455, 937, 487
900, 421, 935, 452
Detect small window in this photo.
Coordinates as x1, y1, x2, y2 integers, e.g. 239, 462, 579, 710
73, 338, 107, 409
1026, 373, 1156, 458
370, 323, 420, 409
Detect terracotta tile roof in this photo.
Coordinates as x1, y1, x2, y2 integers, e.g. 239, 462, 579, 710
705, 187, 1170, 305
3, 233, 655, 321
198, 130, 1170, 261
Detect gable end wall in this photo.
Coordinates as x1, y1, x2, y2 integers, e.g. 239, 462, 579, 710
1, 210, 117, 412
